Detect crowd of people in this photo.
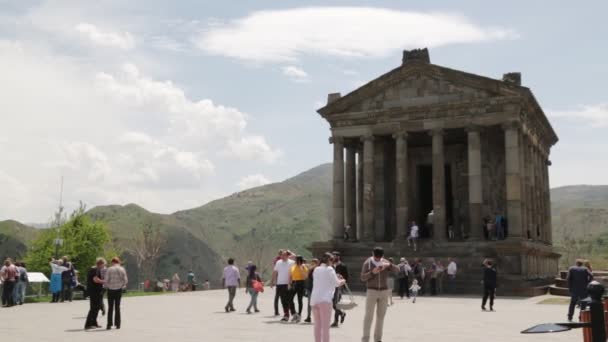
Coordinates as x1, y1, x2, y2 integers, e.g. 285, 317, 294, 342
0, 258, 28, 307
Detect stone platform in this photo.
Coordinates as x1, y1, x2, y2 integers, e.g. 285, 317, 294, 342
2, 290, 577, 342
310, 239, 559, 296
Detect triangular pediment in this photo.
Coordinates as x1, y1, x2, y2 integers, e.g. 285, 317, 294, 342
319, 63, 523, 116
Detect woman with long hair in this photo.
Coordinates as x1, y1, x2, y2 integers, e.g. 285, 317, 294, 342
311, 253, 345, 342
290, 255, 308, 322
245, 264, 262, 314
49, 258, 68, 303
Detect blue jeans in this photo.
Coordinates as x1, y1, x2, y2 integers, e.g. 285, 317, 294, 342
246, 288, 259, 311
13, 281, 26, 304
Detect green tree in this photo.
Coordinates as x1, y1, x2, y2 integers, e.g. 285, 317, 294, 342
26, 203, 115, 276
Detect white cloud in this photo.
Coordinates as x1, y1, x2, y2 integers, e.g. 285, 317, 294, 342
237, 174, 271, 189
550, 104, 608, 127
226, 136, 282, 163
196, 7, 516, 63
76, 22, 135, 49
282, 65, 309, 82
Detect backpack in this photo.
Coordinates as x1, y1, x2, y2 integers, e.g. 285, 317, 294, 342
19, 269, 28, 282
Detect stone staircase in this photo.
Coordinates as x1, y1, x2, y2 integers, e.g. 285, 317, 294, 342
310, 239, 554, 296
549, 270, 608, 296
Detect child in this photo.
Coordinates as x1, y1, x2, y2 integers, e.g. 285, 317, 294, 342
409, 279, 422, 303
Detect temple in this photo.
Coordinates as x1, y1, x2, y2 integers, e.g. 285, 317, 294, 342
311, 48, 560, 295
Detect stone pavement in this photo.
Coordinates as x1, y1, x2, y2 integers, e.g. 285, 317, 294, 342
3, 290, 580, 342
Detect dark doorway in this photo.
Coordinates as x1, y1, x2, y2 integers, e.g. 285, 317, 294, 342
417, 165, 433, 238
417, 164, 454, 239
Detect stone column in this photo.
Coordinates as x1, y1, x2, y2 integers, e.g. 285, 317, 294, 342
394, 131, 409, 240
523, 137, 531, 240
543, 151, 553, 244
503, 121, 523, 239
344, 146, 357, 239
330, 136, 345, 240
430, 129, 446, 241
361, 135, 375, 241
466, 125, 483, 240
533, 145, 541, 241
355, 149, 363, 241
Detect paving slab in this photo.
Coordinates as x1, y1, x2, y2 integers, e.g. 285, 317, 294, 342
2, 290, 580, 342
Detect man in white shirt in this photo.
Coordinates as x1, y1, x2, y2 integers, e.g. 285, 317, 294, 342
407, 221, 419, 251
222, 258, 240, 313
446, 258, 457, 294
271, 250, 296, 321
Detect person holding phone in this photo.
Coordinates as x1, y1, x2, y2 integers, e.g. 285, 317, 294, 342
360, 247, 399, 342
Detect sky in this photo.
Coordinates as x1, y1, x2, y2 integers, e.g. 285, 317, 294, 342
1, 1, 607, 223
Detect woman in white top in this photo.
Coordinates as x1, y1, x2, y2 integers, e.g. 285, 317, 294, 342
311, 252, 345, 342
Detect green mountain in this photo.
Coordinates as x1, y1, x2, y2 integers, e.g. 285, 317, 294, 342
0, 220, 39, 261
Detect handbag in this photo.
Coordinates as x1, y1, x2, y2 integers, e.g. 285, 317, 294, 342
336, 283, 357, 310
252, 279, 264, 293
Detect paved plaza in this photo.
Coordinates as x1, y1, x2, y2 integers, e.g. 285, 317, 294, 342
2, 290, 580, 342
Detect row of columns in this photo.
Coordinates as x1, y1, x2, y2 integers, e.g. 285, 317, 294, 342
330, 121, 551, 244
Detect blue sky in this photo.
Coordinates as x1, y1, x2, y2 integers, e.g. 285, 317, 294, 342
1, 1, 606, 222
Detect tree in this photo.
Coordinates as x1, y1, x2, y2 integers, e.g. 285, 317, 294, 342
26, 203, 114, 276
123, 224, 165, 283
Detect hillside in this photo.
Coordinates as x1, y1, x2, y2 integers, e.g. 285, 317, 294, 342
86, 163, 333, 281
551, 185, 608, 268
0, 220, 39, 261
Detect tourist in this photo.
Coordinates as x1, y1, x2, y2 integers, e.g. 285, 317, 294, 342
171, 273, 180, 292
495, 212, 505, 240
331, 251, 348, 327
426, 210, 434, 238
583, 260, 593, 274
84, 258, 106, 330
245, 264, 262, 314
272, 249, 284, 316
304, 258, 319, 323
49, 258, 67, 303
486, 217, 496, 241
407, 221, 419, 251
446, 258, 457, 293
105, 257, 128, 330
187, 270, 196, 291
344, 224, 351, 241
436, 260, 445, 295
429, 259, 439, 296
360, 247, 400, 342
271, 250, 296, 322
481, 259, 497, 311
409, 279, 421, 303
222, 258, 240, 313
567, 259, 593, 322
1, 259, 18, 307
386, 257, 396, 305
397, 258, 411, 299
311, 252, 345, 342
291, 256, 308, 322
412, 258, 425, 296
13, 261, 28, 305
61, 256, 75, 302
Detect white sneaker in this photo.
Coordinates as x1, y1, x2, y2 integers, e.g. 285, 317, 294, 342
291, 314, 298, 322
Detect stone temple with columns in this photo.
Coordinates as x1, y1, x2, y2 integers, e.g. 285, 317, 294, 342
310, 48, 560, 295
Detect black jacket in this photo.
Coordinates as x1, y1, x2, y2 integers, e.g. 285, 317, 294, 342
483, 266, 497, 288
568, 266, 593, 296
86, 267, 103, 295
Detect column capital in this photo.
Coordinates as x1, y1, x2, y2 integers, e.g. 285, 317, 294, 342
392, 131, 409, 140
329, 136, 344, 145
360, 134, 375, 143
428, 128, 444, 137
501, 120, 522, 131
465, 124, 482, 133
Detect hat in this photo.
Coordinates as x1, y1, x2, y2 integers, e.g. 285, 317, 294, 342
332, 251, 341, 256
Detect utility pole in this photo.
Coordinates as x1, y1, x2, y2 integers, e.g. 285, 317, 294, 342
53, 176, 64, 259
